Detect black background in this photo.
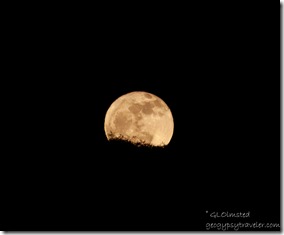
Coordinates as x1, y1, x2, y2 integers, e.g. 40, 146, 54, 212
5, 4, 280, 231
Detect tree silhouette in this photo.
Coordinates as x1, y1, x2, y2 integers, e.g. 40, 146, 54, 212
106, 131, 165, 148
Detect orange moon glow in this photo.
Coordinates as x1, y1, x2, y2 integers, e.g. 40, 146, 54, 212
104, 91, 174, 147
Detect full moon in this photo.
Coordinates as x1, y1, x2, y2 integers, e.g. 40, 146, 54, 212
104, 91, 174, 147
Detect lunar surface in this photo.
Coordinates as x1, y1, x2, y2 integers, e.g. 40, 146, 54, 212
104, 91, 174, 147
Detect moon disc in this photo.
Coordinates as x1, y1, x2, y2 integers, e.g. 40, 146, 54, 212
104, 91, 174, 147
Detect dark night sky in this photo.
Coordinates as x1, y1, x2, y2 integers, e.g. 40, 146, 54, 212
6, 4, 280, 232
